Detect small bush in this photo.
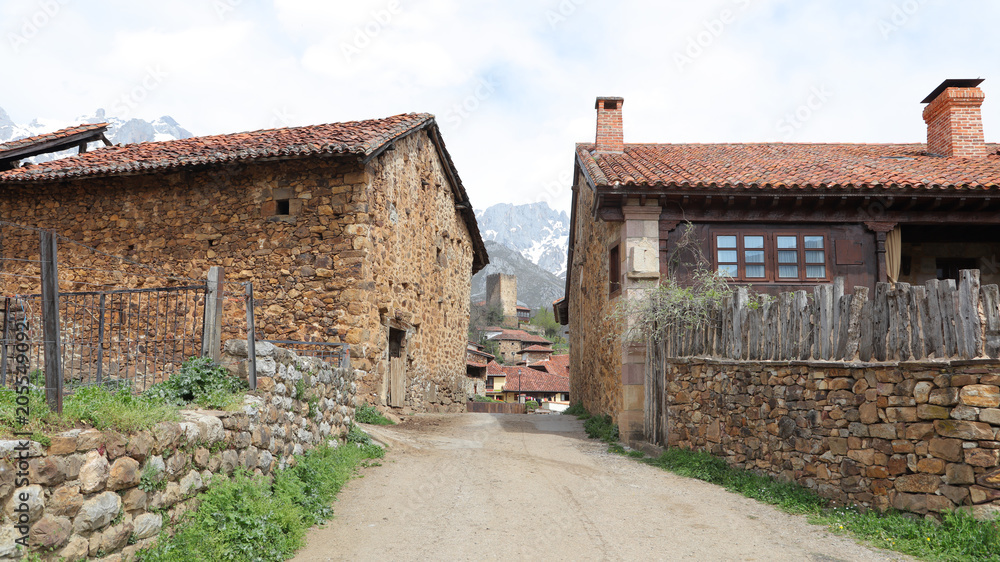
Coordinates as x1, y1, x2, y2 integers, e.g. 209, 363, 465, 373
524, 400, 539, 411
583, 414, 619, 443
354, 403, 394, 425
143, 356, 246, 409
563, 402, 589, 418
345, 423, 386, 459
472, 395, 500, 403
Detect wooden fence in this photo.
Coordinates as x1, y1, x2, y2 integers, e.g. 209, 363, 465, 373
466, 401, 527, 414
657, 269, 1000, 362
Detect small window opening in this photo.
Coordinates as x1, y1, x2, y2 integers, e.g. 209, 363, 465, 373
275, 199, 290, 215
609, 244, 621, 296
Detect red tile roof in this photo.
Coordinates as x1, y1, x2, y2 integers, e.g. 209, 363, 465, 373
490, 329, 551, 345
499, 365, 569, 393
521, 345, 554, 353
1, 114, 432, 183
577, 142, 1000, 191
0, 123, 108, 155
486, 361, 505, 375
536, 354, 569, 378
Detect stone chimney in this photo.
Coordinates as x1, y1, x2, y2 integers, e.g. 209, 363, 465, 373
922, 78, 987, 157
595, 97, 624, 153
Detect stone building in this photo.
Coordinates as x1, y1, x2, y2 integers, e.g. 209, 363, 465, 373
557, 80, 1000, 442
485, 273, 518, 327
0, 113, 488, 413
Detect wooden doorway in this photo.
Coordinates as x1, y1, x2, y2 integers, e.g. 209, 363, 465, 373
388, 327, 406, 407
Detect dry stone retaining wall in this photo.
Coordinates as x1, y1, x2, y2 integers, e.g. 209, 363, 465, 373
663, 357, 1000, 518
0, 342, 358, 560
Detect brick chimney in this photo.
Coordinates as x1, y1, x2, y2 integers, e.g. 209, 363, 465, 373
922, 79, 987, 157
595, 97, 624, 153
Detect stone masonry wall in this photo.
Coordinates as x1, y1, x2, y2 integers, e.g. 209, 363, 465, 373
0, 342, 357, 561
567, 170, 623, 423
360, 131, 475, 413
664, 357, 1000, 518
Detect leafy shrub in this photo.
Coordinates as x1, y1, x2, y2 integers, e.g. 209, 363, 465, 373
583, 414, 619, 443
345, 423, 386, 459
354, 403, 394, 425
524, 400, 539, 411
472, 395, 500, 403
143, 357, 246, 409
563, 402, 589, 418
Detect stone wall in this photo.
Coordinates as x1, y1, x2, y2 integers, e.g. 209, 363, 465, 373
0, 342, 357, 560
662, 357, 1000, 518
362, 131, 476, 413
566, 170, 624, 424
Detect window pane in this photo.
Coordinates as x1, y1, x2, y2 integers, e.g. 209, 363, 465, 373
718, 264, 738, 277
778, 265, 799, 278
777, 250, 798, 264
805, 250, 825, 264
744, 250, 764, 263
717, 235, 737, 249
745, 265, 765, 278
776, 236, 797, 249
717, 250, 737, 263
743, 236, 764, 249
804, 236, 824, 249
806, 265, 826, 278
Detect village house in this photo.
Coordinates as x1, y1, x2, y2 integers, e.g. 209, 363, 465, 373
556, 79, 1000, 441
485, 359, 569, 403
0, 113, 488, 413
519, 344, 555, 365
485, 328, 552, 363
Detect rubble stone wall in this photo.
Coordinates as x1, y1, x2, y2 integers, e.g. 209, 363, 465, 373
664, 357, 1000, 518
566, 170, 623, 423
0, 342, 357, 561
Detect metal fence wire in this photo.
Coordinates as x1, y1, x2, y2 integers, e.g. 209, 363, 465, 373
0, 285, 208, 393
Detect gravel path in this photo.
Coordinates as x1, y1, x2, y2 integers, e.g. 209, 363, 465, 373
293, 413, 909, 561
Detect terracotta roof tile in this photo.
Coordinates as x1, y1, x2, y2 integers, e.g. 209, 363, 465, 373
0, 123, 108, 156
0, 114, 432, 183
537, 354, 569, 378
499, 365, 569, 393
521, 345, 554, 353
578, 142, 1000, 191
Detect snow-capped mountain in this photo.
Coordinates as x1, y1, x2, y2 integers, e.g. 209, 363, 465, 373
475, 202, 569, 278
0, 106, 193, 162
471, 241, 565, 311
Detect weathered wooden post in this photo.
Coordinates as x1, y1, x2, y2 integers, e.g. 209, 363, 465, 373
245, 282, 257, 391
40, 230, 63, 413
201, 266, 225, 362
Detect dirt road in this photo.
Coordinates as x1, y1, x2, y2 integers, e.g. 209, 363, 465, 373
294, 413, 906, 561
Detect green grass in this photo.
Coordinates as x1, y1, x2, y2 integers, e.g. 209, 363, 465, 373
563, 401, 589, 418
568, 403, 1000, 561
354, 402, 395, 425
137, 443, 382, 561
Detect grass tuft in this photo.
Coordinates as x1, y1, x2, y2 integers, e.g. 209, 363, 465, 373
354, 402, 394, 425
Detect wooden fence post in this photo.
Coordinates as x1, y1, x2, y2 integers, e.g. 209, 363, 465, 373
245, 282, 257, 391
201, 266, 225, 362
40, 230, 63, 413
958, 269, 982, 359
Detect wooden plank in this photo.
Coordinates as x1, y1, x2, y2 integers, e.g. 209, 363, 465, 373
246, 283, 257, 390
942, 279, 960, 358
859, 297, 874, 361
981, 284, 1000, 359
201, 266, 225, 362
896, 283, 912, 361
885, 286, 899, 361
924, 279, 945, 358
389, 357, 406, 408
778, 292, 792, 360
872, 282, 889, 361
958, 269, 983, 358
835, 294, 852, 360
832, 277, 845, 355
795, 290, 810, 360
40, 230, 63, 413
818, 284, 834, 360
845, 286, 868, 361
720, 296, 732, 358
911, 286, 928, 360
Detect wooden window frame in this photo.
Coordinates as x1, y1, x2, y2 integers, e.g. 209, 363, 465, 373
711, 231, 831, 283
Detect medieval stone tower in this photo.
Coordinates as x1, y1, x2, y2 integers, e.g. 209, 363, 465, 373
485, 273, 518, 328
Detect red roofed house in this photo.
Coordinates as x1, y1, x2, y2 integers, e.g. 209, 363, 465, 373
520, 344, 555, 365
486, 361, 569, 403
556, 80, 1000, 442
486, 328, 552, 363
0, 113, 488, 413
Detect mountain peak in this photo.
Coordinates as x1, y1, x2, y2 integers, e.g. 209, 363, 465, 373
475, 201, 569, 277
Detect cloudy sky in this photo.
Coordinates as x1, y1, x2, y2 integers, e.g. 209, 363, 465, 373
2, 0, 998, 215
